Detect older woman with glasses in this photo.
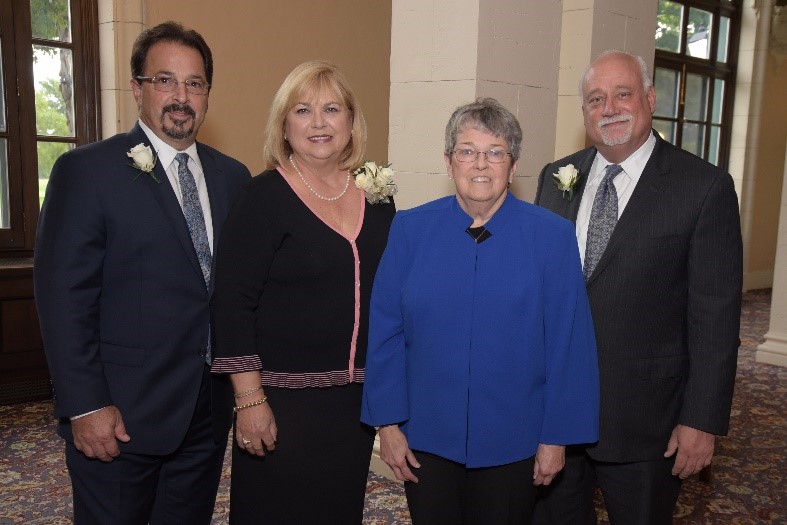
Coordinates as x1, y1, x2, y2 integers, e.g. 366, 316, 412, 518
361, 98, 600, 524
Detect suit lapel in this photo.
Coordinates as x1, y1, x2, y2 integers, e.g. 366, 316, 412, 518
126, 125, 206, 290
197, 144, 227, 294
586, 135, 671, 285
566, 148, 597, 223
540, 147, 596, 223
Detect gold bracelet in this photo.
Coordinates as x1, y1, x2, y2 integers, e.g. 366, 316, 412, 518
233, 396, 268, 413
233, 384, 263, 399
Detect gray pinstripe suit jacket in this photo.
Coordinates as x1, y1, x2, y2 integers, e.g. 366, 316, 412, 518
535, 131, 742, 462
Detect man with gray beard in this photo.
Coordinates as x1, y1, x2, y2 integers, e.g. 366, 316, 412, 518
532, 51, 742, 524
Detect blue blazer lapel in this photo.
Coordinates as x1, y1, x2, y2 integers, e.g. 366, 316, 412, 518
126, 125, 207, 290
586, 134, 671, 285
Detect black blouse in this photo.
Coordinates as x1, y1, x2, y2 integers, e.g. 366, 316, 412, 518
211, 168, 395, 388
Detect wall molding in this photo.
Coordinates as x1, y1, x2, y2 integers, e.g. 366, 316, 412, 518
757, 331, 787, 367
743, 269, 774, 291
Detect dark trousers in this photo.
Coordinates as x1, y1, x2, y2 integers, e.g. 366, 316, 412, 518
66, 366, 227, 525
405, 450, 537, 525
533, 447, 682, 525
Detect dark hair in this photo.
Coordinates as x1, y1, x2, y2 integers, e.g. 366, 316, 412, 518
130, 21, 213, 87
444, 98, 523, 163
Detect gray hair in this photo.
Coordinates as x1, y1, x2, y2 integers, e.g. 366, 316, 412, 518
444, 98, 522, 163
578, 50, 653, 100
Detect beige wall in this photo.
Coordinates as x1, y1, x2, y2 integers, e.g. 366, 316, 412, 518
747, 54, 787, 278
126, 1, 392, 176
757, 141, 787, 367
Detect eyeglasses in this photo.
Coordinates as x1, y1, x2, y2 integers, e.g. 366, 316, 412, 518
452, 148, 512, 164
135, 76, 210, 95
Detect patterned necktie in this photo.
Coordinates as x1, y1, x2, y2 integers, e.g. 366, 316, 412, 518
176, 153, 212, 287
583, 164, 623, 280
176, 153, 212, 364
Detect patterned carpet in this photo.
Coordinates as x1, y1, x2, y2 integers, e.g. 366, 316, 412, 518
0, 290, 784, 524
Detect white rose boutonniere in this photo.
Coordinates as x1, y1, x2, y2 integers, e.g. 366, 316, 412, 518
553, 163, 580, 201
127, 143, 160, 183
353, 161, 397, 204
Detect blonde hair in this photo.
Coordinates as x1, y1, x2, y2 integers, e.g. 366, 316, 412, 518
262, 60, 367, 171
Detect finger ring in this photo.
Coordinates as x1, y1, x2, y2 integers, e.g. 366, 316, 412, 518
242, 439, 251, 445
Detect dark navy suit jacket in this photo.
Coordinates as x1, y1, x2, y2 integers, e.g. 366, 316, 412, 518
535, 132, 742, 463
34, 123, 251, 454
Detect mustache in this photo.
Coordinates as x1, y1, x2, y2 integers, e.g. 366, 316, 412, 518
598, 114, 632, 128
162, 103, 196, 118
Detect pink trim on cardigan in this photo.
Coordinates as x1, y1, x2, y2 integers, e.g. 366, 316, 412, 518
276, 166, 365, 381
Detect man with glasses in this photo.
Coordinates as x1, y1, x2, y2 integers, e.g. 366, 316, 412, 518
34, 22, 250, 524
533, 51, 741, 524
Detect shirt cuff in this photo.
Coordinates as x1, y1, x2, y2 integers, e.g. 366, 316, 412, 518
70, 406, 107, 420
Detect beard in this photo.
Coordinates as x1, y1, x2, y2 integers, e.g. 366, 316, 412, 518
598, 114, 633, 146
160, 103, 196, 140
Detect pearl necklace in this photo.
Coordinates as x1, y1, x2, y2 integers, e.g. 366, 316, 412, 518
289, 155, 351, 202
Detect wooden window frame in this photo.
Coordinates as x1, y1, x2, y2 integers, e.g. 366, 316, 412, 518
0, 0, 100, 255
654, 0, 741, 170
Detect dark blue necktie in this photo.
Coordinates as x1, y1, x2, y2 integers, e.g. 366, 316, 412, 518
584, 164, 623, 280
176, 152, 212, 363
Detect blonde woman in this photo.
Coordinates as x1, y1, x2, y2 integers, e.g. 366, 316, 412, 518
212, 61, 394, 524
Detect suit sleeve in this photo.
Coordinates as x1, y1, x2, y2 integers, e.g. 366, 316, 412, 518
34, 152, 111, 419
539, 219, 600, 444
681, 171, 742, 435
361, 213, 410, 427
534, 163, 551, 204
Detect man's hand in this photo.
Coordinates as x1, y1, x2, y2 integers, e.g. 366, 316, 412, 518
533, 443, 565, 486
664, 424, 715, 479
379, 425, 420, 483
71, 405, 131, 462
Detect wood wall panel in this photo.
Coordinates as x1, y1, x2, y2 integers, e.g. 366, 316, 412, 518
0, 261, 51, 403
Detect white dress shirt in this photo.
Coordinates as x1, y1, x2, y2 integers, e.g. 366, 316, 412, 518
575, 132, 657, 266
138, 119, 215, 252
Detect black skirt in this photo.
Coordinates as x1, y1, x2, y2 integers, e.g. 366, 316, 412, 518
229, 383, 375, 524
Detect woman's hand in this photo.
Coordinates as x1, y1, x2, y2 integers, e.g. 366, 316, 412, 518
379, 425, 420, 482
230, 372, 276, 456
235, 400, 277, 456
533, 443, 565, 486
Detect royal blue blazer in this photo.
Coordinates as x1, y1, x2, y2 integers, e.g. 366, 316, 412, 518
361, 194, 600, 468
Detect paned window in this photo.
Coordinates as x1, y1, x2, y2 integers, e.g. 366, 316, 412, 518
653, 0, 740, 168
0, 0, 99, 252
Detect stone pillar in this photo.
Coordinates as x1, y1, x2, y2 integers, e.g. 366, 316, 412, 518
388, 0, 563, 209
388, 0, 657, 210
757, 143, 787, 368
97, 0, 145, 138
